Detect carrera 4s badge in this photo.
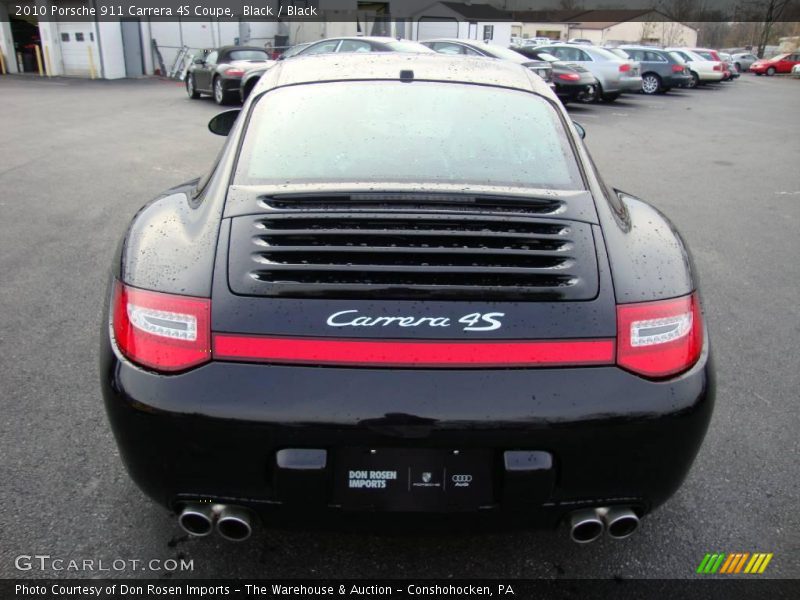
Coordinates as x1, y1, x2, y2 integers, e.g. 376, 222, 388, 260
326, 310, 505, 331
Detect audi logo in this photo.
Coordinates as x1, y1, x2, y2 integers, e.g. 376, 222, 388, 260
451, 474, 472, 483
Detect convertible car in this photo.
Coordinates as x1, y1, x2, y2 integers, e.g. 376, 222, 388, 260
101, 53, 714, 543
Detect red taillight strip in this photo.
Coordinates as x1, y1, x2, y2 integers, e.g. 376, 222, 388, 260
212, 334, 615, 368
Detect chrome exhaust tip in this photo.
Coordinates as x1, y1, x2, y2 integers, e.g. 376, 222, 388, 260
569, 508, 604, 543
601, 506, 640, 539
216, 505, 253, 542
178, 504, 214, 537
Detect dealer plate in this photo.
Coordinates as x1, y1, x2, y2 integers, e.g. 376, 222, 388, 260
334, 448, 493, 511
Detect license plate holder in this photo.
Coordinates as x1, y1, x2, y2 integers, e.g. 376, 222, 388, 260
333, 448, 493, 512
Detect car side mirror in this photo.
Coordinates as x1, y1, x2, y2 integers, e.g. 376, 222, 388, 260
572, 121, 586, 139
208, 109, 241, 136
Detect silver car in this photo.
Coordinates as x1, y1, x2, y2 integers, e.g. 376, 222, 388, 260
730, 52, 758, 73
539, 44, 641, 102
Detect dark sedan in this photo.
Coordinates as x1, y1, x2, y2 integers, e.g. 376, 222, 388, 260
102, 54, 713, 544
186, 46, 274, 105
615, 46, 692, 94
512, 46, 598, 104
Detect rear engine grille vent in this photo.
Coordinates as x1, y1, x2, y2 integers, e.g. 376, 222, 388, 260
228, 196, 598, 300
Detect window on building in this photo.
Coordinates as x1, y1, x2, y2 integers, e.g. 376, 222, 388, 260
75, 32, 84, 42
483, 25, 494, 41
61, 33, 70, 42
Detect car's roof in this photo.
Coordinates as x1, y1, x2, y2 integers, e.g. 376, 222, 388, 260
320, 36, 406, 44
218, 46, 268, 54
252, 53, 553, 97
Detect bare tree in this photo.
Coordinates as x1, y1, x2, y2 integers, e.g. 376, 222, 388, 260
742, 0, 795, 57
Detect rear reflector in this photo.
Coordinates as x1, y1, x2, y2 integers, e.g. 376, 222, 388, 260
112, 281, 211, 372
557, 72, 581, 81
213, 335, 615, 368
619, 63, 631, 72
616, 293, 703, 378
225, 68, 245, 77
672, 64, 685, 72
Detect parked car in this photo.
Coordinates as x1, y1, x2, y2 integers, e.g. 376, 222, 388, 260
617, 46, 692, 94
521, 37, 554, 47
793, 63, 800, 78
568, 38, 593, 45
538, 44, 641, 101
186, 46, 274, 105
421, 39, 553, 84
689, 48, 735, 82
287, 36, 434, 58
750, 52, 800, 75
240, 38, 432, 102
730, 52, 758, 72
718, 53, 740, 81
512, 46, 598, 103
665, 48, 725, 87
102, 53, 713, 543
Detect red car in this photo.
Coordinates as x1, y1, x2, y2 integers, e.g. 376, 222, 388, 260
750, 52, 800, 75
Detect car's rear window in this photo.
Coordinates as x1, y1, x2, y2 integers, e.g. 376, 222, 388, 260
235, 81, 583, 190
229, 50, 269, 61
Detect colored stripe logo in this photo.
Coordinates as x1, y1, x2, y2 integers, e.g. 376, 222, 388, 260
697, 553, 773, 574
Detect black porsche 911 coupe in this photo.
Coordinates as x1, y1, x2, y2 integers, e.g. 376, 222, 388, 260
101, 53, 714, 543
186, 45, 274, 105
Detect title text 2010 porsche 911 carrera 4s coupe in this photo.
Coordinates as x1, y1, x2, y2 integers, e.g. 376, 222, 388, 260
101, 53, 714, 543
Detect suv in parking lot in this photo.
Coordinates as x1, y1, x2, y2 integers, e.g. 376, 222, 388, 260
616, 46, 692, 94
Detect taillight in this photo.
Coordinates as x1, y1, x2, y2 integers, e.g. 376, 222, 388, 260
616, 293, 703, 378
619, 63, 631, 73
557, 72, 581, 81
672, 64, 684, 72
226, 68, 245, 77
713, 63, 723, 71
112, 281, 211, 372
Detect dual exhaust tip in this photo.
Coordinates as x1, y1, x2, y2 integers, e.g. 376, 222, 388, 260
569, 506, 639, 543
178, 504, 253, 542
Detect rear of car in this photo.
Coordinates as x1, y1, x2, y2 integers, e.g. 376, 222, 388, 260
513, 47, 597, 103
545, 45, 641, 100
667, 48, 725, 84
619, 47, 692, 93
103, 55, 712, 542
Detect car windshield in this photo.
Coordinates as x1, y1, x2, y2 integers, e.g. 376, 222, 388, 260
235, 81, 583, 190
590, 47, 624, 61
607, 48, 630, 58
768, 54, 789, 61
535, 52, 559, 62
482, 45, 529, 62
386, 41, 434, 53
668, 52, 687, 64
281, 44, 309, 58
228, 50, 269, 61
694, 51, 715, 60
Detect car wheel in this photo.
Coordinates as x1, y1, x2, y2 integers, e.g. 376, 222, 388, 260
579, 83, 600, 103
687, 71, 699, 88
186, 75, 200, 99
213, 77, 229, 105
641, 73, 661, 95
766, 67, 776, 76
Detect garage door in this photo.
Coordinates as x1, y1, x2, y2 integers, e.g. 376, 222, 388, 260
416, 18, 459, 41
57, 18, 96, 76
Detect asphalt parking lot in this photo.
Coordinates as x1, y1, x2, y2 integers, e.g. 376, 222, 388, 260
1, 72, 798, 580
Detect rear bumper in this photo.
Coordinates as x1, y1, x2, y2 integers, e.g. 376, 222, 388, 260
697, 71, 725, 82
101, 333, 714, 527
665, 73, 692, 86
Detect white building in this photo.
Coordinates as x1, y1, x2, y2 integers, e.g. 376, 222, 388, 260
511, 9, 697, 48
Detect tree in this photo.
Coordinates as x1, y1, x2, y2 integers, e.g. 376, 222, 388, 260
741, 0, 795, 57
